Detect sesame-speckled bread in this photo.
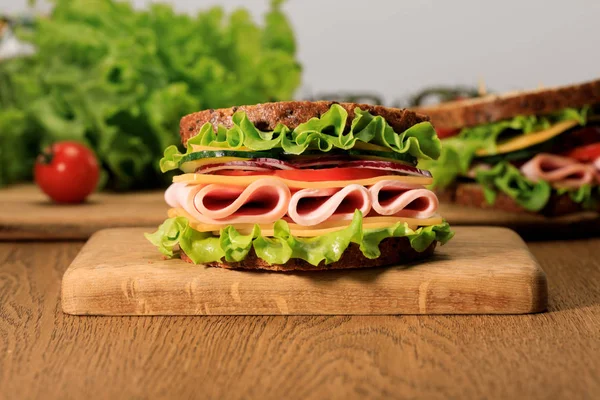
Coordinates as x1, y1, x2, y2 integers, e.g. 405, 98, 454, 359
180, 101, 430, 144
180, 237, 437, 271
414, 78, 600, 129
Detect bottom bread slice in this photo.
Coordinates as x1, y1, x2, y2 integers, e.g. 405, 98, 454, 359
444, 183, 599, 217
180, 237, 437, 271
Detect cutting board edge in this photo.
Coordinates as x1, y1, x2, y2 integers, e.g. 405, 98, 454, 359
61, 261, 549, 316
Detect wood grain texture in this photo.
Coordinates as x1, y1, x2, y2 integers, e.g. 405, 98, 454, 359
61, 227, 547, 316
0, 239, 599, 399
0, 184, 167, 240
439, 202, 600, 239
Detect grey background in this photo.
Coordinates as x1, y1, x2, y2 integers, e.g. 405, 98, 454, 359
4, 0, 600, 104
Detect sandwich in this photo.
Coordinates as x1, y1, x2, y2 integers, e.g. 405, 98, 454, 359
146, 101, 453, 271
415, 78, 600, 216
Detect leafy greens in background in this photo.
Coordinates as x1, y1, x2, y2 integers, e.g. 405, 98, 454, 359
0, 0, 301, 190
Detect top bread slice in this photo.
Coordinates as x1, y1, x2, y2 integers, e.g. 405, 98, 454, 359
179, 101, 430, 145
413, 78, 600, 130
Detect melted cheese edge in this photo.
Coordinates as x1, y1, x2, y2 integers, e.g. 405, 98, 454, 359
475, 119, 579, 156
168, 208, 442, 237
173, 173, 433, 188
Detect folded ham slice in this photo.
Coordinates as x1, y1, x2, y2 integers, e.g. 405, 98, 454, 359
164, 179, 291, 224
520, 154, 596, 189
287, 184, 371, 226
369, 180, 439, 218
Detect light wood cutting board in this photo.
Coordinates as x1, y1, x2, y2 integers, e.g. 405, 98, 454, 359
61, 226, 547, 316
0, 184, 168, 239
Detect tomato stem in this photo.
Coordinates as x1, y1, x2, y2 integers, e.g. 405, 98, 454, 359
39, 149, 53, 165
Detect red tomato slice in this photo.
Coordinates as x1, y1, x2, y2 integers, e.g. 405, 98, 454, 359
214, 167, 389, 181
563, 143, 600, 163
435, 127, 460, 139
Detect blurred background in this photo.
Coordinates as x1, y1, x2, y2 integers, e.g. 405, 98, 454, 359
2, 0, 599, 191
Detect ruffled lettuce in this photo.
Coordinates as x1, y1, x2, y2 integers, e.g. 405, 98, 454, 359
466, 162, 600, 212
145, 210, 454, 266
159, 104, 441, 172
418, 107, 589, 189
474, 162, 551, 211
556, 184, 599, 210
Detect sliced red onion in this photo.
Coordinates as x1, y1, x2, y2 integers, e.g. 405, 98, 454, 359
195, 158, 432, 178
336, 160, 432, 177
196, 158, 296, 173
288, 156, 349, 168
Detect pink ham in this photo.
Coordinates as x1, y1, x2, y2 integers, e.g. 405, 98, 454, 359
593, 157, 600, 184
287, 184, 371, 226
368, 180, 439, 218
520, 154, 596, 189
164, 178, 291, 224
165, 182, 192, 208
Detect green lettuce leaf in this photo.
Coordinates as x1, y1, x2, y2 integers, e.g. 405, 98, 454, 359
144, 216, 226, 263
1, 0, 301, 190
0, 107, 38, 186
144, 216, 189, 258
556, 184, 599, 210
145, 210, 454, 266
419, 107, 589, 189
159, 104, 441, 172
474, 162, 551, 211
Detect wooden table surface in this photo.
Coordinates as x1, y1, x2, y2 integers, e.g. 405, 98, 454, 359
1, 238, 599, 399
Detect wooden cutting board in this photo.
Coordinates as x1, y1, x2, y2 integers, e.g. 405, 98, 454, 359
438, 203, 600, 239
0, 184, 167, 239
61, 226, 547, 316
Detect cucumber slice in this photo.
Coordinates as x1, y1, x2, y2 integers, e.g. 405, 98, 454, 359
180, 150, 283, 163
177, 148, 417, 172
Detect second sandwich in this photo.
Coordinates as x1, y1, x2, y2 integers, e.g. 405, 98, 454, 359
417, 78, 600, 215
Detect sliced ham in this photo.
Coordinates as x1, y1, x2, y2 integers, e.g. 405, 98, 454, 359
369, 180, 439, 218
164, 182, 190, 208
164, 178, 291, 224
594, 157, 600, 184
287, 184, 371, 226
520, 154, 596, 189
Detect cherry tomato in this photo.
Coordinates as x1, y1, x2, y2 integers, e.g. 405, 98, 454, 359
214, 167, 389, 181
563, 143, 600, 163
34, 141, 100, 203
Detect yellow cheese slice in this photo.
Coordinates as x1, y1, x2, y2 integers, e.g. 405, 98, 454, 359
475, 119, 579, 156
173, 173, 432, 188
168, 208, 442, 236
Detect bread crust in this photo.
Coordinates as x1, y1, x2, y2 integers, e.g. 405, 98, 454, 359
414, 78, 600, 129
179, 101, 429, 145
180, 237, 437, 271
451, 182, 598, 216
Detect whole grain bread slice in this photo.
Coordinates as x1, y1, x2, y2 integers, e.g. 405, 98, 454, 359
180, 101, 429, 145
180, 237, 436, 271
414, 78, 600, 129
